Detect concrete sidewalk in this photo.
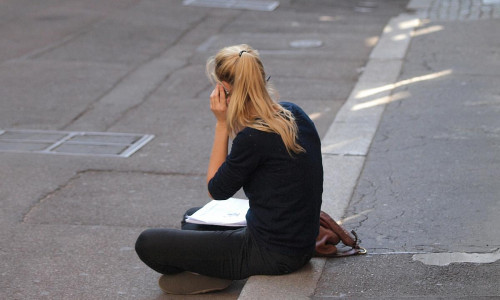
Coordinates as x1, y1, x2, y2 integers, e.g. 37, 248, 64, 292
241, 0, 500, 298
0, 1, 408, 299
3, 0, 497, 299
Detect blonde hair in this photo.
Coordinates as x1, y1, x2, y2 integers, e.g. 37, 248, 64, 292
206, 44, 305, 155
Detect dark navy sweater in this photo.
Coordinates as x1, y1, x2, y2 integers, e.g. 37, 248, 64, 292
208, 102, 323, 255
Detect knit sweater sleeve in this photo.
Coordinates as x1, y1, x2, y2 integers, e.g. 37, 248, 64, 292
208, 129, 260, 200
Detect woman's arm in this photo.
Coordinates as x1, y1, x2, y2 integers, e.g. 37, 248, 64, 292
207, 84, 229, 193
207, 122, 228, 184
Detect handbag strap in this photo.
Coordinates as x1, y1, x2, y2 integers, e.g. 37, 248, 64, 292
319, 211, 367, 257
330, 230, 367, 257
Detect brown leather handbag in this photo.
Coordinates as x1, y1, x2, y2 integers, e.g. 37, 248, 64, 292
314, 211, 367, 257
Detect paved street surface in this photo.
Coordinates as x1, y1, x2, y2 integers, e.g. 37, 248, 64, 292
1, 0, 498, 299
314, 3, 500, 299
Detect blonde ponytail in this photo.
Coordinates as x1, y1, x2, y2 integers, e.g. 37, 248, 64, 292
206, 44, 305, 156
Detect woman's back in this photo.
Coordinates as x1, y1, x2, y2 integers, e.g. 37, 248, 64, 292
208, 102, 323, 256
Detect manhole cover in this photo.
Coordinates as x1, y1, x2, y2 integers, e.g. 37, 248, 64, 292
357, 1, 378, 8
354, 1, 378, 12
0, 129, 154, 158
289, 39, 323, 48
183, 0, 279, 11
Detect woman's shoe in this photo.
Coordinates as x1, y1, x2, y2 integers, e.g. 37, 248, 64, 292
158, 272, 232, 295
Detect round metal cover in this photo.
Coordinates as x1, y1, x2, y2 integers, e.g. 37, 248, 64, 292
289, 39, 323, 48
357, 1, 378, 8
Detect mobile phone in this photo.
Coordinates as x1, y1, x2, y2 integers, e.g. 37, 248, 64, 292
222, 85, 230, 97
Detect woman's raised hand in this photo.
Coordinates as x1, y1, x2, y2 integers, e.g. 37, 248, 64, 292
207, 84, 229, 186
210, 84, 228, 124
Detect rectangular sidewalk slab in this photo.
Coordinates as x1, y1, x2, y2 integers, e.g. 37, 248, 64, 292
238, 258, 326, 299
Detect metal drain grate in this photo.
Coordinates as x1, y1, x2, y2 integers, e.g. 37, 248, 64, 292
183, 0, 279, 11
0, 129, 154, 158
426, 0, 500, 20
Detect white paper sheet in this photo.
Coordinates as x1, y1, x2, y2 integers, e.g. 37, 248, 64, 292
185, 198, 249, 226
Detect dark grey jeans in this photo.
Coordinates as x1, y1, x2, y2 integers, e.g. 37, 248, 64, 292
134, 208, 312, 280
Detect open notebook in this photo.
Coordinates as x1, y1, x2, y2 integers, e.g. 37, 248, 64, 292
185, 198, 249, 227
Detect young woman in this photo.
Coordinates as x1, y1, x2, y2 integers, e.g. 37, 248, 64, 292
135, 44, 323, 295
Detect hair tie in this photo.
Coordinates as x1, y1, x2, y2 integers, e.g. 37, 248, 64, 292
239, 50, 247, 57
